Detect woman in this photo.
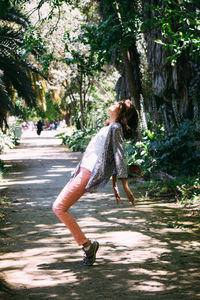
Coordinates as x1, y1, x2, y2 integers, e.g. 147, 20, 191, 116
53, 99, 139, 266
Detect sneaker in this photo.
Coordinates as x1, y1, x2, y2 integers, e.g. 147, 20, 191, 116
82, 240, 99, 266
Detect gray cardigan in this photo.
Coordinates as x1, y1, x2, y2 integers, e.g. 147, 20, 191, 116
71, 122, 128, 192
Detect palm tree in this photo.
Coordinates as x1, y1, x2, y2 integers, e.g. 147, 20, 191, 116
0, 7, 42, 131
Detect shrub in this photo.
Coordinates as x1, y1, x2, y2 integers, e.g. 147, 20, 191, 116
134, 174, 200, 206
0, 130, 19, 154
125, 119, 200, 177
125, 139, 153, 176
149, 120, 200, 176
57, 127, 99, 152
0, 129, 19, 178
125, 128, 159, 177
176, 175, 200, 206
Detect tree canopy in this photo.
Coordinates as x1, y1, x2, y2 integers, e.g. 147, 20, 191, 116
0, 0, 199, 131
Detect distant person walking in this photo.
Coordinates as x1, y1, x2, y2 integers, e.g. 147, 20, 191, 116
53, 99, 138, 265
36, 120, 43, 136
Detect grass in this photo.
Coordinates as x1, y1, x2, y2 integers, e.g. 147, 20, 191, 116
129, 175, 200, 207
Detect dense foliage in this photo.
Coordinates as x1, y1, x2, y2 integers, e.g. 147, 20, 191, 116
1, 0, 199, 130
126, 119, 200, 177
0, 6, 46, 130
0, 129, 19, 178
153, 0, 200, 65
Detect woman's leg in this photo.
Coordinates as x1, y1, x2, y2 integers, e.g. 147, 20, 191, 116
52, 167, 91, 246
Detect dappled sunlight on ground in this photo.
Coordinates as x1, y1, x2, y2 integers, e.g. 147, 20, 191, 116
0, 130, 200, 299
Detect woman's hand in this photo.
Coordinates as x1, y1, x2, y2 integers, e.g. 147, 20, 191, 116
122, 178, 136, 207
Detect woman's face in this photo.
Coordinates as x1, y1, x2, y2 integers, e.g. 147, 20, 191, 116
108, 102, 121, 115
108, 99, 132, 118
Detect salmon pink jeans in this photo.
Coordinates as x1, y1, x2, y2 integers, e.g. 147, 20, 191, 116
53, 167, 91, 246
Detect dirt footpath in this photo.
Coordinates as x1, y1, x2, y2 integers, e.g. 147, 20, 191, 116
0, 129, 200, 300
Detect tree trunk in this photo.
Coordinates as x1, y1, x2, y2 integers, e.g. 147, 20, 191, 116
115, 1, 142, 111
121, 47, 141, 112
142, 0, 198, 124
79, 72, 85, 128
99, 0, 142, 111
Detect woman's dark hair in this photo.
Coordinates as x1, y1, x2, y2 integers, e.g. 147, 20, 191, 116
117, 99, 139, 139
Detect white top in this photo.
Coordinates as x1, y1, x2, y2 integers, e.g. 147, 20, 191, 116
81, 126, 110, 172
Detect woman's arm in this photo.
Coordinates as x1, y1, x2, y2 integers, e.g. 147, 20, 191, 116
112, 174, 120, 205
112, 175, 135, 207
112, 124, 128, 178
112, 124, 135, 206
121, 178, 135, 207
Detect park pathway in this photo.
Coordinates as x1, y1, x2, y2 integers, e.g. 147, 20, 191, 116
0, 129, 200, 300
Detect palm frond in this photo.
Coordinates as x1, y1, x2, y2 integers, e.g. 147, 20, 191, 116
0, 79, 13, 130
1, 7, 30, 29
0, 6, 45, 129
0, 80, 13, 111
0, 26, 24, 55
0, 57, 36, 106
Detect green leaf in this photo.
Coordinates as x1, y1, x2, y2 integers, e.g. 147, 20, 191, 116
155, 39, 166, 46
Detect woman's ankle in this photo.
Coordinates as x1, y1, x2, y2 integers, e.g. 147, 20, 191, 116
83, 240, 91, 248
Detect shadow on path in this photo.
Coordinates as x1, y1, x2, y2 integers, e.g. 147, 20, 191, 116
0, 130, 200, 300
